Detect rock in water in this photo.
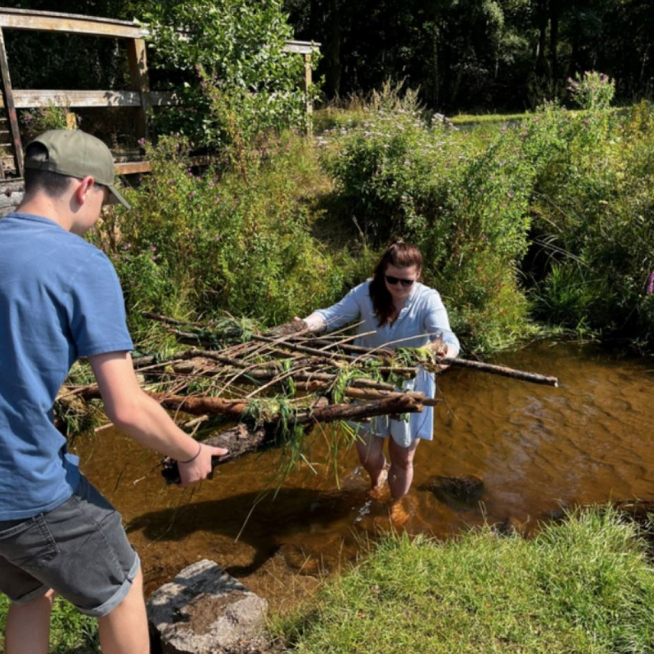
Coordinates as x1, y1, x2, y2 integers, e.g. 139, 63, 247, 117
419, 474, 485, 510
148, 559, 269, 654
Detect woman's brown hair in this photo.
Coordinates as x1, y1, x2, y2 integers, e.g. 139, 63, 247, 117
369, 240, 422, 326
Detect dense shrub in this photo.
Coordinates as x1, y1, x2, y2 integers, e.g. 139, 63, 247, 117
94, 134, 348, 341
320, 87, 543, 353
529, 101, 654, 350
90, 90, 654, 355
320, 90, 654, 353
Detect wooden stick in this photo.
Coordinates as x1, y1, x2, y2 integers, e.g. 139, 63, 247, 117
171, 352, 397, 390
77, 386, 423, 422
296, 339, 558, 387
160, 394, 424, 484
433, 356, 558, 387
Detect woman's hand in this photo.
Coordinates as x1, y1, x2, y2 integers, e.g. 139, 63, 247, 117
267, 319, 307, 337
430, 337, 451, 371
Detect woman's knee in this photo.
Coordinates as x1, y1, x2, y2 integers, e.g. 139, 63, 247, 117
389, 440, 419, 471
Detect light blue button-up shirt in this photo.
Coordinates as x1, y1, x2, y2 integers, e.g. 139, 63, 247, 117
311, 280, 459, 443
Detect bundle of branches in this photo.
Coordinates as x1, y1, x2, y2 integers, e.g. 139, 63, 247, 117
58, 312, 557, 484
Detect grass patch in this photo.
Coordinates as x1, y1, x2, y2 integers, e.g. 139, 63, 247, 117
0, 594, 98, 653
449, 112, 530, 125
278, 508, 654, 653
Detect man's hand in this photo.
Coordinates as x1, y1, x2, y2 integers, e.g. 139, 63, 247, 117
177, 443, 228, 488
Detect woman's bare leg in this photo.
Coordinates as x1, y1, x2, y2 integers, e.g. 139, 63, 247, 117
355, 430, 386, 491
387, 438, 420, 502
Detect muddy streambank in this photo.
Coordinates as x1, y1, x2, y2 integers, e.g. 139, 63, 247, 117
72, 341, 654, 613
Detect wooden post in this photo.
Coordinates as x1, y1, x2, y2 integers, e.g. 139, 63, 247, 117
0, 27, 23, 177
303, 52, 313, 136
126, 37, 150, 143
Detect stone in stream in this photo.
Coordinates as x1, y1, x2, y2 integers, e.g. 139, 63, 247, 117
419, 474, 485, 511
147, 559, 269, 654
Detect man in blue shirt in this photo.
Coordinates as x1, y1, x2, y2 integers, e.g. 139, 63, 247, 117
0, 130, 226, 653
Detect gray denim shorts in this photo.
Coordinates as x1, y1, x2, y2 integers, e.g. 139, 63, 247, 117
0, 474, 140, 617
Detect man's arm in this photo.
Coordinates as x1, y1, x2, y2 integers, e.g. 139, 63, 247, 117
88, 351, 227, 488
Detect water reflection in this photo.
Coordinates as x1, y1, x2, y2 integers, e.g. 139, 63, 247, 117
74, 341, 654, 611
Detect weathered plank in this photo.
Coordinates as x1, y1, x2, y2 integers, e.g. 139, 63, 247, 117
127, 38, 150, 141
1, 90, 178, 109
283, 40, 320, 55
115, 154, 213, 175
0, 8, 148, 39
115, 161, 152, 175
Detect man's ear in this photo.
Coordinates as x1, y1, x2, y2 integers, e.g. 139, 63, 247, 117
74, 176, 96, 205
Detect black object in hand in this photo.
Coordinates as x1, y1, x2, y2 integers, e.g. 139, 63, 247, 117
161, 454, 229, 485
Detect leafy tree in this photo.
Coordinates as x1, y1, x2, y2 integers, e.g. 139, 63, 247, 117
143, 0, 315, 150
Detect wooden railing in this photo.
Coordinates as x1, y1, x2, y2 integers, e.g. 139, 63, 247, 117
0, 7, 318, 179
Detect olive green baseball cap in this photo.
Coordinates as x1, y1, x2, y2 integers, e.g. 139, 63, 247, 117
25, 129, 130, 209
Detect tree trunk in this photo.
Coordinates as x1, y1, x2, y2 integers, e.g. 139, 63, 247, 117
326, 0, 342, 97
549, 0, 559, 92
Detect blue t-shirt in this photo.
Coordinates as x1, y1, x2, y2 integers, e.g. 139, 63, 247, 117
0, 212, 133, 520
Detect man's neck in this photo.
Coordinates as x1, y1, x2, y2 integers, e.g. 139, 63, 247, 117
16, 195, 73, 232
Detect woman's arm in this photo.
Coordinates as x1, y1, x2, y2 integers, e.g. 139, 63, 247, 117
424, 290, 460, 359
301, 284, 364, 333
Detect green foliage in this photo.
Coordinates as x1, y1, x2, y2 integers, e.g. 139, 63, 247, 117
279, 507, 654, 653
319, 89, 654, 353
93, 133, 347, 341
529, 100, 654, 350
20, 104, 73, 143
0, 594, 98, 653
320, 84, 540, 353
143, 0, 316, 149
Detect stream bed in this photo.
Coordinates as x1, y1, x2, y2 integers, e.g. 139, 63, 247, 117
73, 340, 654, 613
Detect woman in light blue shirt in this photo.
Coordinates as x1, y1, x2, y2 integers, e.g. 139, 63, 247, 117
299, 241, 459, 506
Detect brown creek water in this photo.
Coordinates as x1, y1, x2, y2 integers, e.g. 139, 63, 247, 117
72, 341, 654, 614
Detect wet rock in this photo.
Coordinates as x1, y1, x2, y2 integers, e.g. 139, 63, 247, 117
419, 474, 485, 510
147, 559, 269, 654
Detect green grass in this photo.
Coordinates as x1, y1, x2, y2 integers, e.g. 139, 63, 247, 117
449, 112, 530, 125
277, 508, 654, 653
0, 595, 98, 653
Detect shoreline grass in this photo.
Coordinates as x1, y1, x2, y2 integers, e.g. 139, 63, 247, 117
276, 507, 654, 654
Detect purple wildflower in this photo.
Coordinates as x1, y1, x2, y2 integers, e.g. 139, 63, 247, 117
647, 271, 654, 294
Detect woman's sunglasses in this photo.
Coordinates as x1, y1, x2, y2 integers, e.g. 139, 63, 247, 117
385, 275, 415, 287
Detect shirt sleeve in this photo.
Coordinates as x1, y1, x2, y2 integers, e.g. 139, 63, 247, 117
424, 289, 460, 358
67, 250, 134, 357
312, 284, 364, 333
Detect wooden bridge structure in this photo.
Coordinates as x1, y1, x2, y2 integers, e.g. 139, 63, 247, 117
0, 7, 318, 212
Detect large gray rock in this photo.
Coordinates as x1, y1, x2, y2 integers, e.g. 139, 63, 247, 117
147, 559, 269, 654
